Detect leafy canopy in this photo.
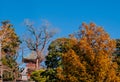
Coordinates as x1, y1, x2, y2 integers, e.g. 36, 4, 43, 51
45, 23, 120, 82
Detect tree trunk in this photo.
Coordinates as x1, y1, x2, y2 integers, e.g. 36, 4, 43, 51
36, 59, 39, 70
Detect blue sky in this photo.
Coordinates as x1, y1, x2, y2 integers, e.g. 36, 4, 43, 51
0, 0, 120, 39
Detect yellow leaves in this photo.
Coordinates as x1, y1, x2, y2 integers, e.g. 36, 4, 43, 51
87, 30, 94, 35
79, 23, 116, 55
67, 74, 78, 82
82, 22, 89, 31
62, 49, 80, 67
76, 23, 119, 82
56, 49, 87, 81
56, 67, 65, 81
56, 67, 63, 73
0, 23, 20, 55
81, 30, 85, 34
90, 22, 96, 27
105, 67, 120, 82
53, 23, 119, 82
96, 27, 104, 33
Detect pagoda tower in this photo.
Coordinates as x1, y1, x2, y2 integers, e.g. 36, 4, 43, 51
22, 51, 38, 80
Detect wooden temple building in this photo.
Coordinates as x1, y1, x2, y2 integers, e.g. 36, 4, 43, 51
21, 51, 38, 80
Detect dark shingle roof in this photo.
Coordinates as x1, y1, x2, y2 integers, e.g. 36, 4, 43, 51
23, 51, 37, 60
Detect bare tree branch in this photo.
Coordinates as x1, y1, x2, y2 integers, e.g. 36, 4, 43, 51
23, 19, 56, 69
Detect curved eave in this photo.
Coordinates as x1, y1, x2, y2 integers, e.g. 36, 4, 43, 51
22, 58, 37, 63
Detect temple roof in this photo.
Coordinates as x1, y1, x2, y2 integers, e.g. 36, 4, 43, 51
23, 51, 37, 63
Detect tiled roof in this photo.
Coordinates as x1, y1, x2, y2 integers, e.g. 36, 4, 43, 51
24, 51, 37, 60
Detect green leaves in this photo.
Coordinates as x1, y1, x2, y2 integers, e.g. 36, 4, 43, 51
30, 69, 47, 82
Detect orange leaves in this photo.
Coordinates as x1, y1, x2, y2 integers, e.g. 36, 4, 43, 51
79, 23, 116, 56
90, 22, 96, 27
59, 49, 86, 81
56, 67, 65, 81
96, 27, 104, 33
81, 30, 85, 34
82, 22, 89, 30
47, 23, 120, 82
76, 23, 119, 81
0, 22, 20, 55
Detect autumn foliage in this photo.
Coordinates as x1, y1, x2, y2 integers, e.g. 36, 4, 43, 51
1, 20, 119, 82
0, 21, 21, 81
0, 21, 20, 55
75, 23, 119, 81
45, 23, 120, 82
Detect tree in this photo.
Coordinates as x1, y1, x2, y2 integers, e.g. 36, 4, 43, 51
0, 21, 21, 81
56, 49, 87, 82
44, 38, 77, 82
30, 69, 47, 82
75, 23, 119, 81
23, 20, 56, 69
113, 39, 120, 75
1, 21, 21, 55
45, 23, 120, 82
2, 55, 19, 81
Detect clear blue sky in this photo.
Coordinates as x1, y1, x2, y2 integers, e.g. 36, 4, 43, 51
0, 0, 120, 38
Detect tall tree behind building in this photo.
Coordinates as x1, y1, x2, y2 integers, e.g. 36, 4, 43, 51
23, 20, 56, 69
